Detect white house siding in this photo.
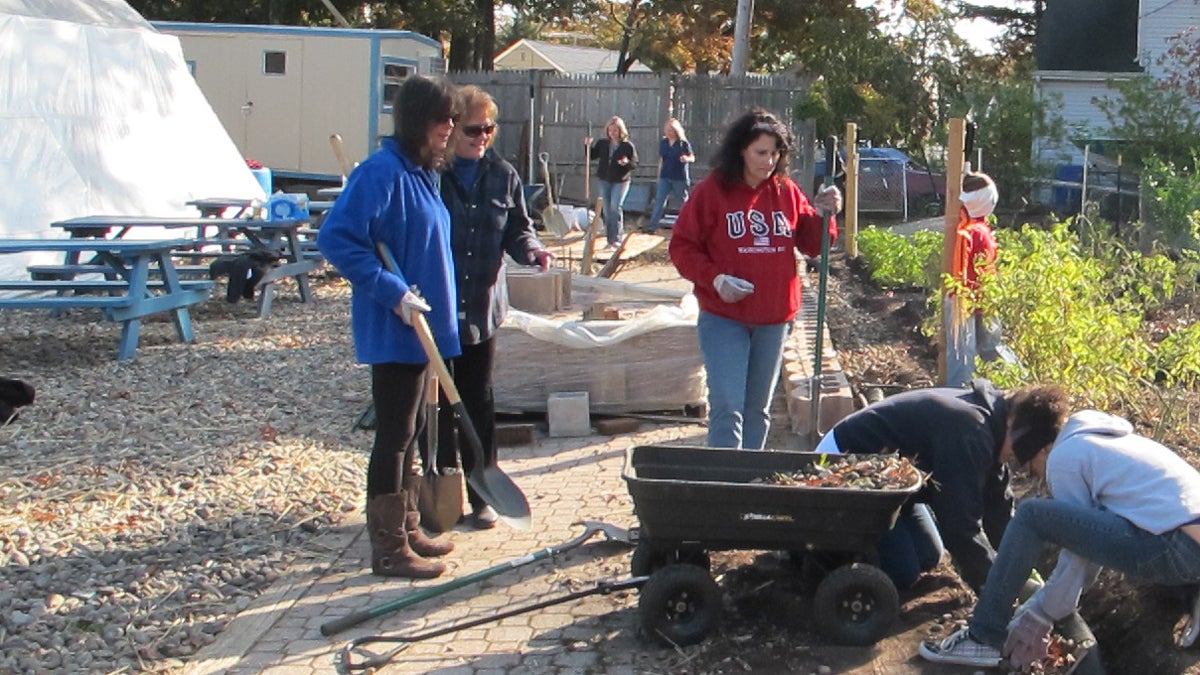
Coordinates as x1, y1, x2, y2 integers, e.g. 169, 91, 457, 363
1138, 0, 1197, 77
1034, 71, 1140, 164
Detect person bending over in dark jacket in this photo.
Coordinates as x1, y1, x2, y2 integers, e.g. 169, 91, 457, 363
815, 379, 1069, 594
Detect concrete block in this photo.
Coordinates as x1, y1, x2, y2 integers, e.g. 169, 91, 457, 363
548, 391, 591, 437
507, 269, 562, 314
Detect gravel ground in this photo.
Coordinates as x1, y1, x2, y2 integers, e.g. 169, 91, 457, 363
1, 274, 371, 673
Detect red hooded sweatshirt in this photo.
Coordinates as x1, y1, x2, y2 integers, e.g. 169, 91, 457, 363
670, 172, 836, 325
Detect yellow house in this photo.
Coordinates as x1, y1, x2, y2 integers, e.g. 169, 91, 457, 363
494, 38, 652, 74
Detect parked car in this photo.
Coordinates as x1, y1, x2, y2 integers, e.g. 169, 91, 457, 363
814, 147, 946, 218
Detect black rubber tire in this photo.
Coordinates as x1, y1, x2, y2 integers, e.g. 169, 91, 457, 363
631, 544, 710, 577
812, 563, 899, 646
639, 563, 722, 647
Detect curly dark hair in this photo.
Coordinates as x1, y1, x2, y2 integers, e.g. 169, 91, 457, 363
392, 76, 459, 170
711, 107, 792, 186
1006, 384, 1071, 466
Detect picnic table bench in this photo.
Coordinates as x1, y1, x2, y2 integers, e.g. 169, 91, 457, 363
47, 215, 321, 318
0, 238, 213, 360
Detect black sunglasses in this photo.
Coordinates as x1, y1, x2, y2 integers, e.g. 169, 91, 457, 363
462, 123, 497, 138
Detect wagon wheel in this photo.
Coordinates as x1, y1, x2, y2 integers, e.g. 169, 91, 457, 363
812, 563, 898, 646
631, 543, 711, 577
639, 563, 722, 647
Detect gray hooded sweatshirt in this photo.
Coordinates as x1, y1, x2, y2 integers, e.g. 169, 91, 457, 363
1032, 410, 1200, 619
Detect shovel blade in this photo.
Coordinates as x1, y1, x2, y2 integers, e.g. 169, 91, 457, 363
466, 467, 532, 530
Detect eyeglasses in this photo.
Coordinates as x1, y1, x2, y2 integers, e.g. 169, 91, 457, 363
462, 123, 497, 138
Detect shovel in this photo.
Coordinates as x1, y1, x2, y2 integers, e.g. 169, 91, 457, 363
377, 243, 531, 530
538, 152, 571, 237
320, 520, 632, 636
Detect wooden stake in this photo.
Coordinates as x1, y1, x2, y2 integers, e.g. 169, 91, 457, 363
937, 118, 967, 385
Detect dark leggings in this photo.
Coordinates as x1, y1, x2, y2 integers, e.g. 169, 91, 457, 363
367, 362, 428, 498
435, 338, 497, 510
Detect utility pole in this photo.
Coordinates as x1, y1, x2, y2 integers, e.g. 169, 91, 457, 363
730, 0, 754, 75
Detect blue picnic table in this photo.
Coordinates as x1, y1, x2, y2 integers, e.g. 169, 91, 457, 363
0, 238, 213, 360
49, 215, 321, 318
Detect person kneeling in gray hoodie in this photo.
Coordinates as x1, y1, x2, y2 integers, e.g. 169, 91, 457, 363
921, 409, 1200, 672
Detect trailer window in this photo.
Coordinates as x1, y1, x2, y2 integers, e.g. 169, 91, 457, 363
264, 51, 287, 75
382, 63, 413, 111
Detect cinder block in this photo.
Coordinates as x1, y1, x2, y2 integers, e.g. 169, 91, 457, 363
507, 269, 561, 314
548, 391, 591, 437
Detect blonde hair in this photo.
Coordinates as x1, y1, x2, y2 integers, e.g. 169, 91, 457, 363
665, 118, 687, 143
607, 116, 630, 142
455, 85, 500, 149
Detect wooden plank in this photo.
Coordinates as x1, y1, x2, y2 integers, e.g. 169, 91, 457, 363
554, 230, 664, 271
0, 296, 131, 309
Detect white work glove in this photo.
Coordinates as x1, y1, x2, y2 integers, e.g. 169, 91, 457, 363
394, 290, 430, 326
814, 184, 842, 214
713, 274, 755, 303
531, 248, 555, 272
1003, 601, 1054, 672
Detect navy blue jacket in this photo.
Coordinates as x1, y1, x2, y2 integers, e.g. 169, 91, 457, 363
440, 149, 544, 345
830, 379, 1012, 593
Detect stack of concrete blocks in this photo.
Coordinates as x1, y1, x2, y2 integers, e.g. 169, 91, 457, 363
781, 271, 856, 437
495, 268, 706, 415
493, 321, 706, 414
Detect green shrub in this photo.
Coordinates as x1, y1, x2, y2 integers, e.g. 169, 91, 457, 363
855, 218, 1199, 409
976, 222, 1155, 408
856, 227, 942, 290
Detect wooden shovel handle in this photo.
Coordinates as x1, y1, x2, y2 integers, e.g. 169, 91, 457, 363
412, 314, 463, 406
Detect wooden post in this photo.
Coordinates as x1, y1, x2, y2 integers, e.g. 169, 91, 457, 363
844, 123, 859, 258
938, 118, 967, 385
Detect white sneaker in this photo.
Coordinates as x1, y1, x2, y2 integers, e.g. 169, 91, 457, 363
918, 627, 1003, 667
1176, 588, 1200, 648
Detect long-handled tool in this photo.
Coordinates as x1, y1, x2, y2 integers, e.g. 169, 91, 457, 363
329, 133, 354, 179
321, 520, 633, 636
341, 576, 646, 670
377, 243, 531, 529
811, 136, 837, 446
538, 152, 571, 237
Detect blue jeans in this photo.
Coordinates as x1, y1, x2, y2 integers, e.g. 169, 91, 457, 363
877, 503, 946, 589
648, 178, 689, 232
598, 180, 630, 246
970, 498, 1200, 647
697, 311, 789, 449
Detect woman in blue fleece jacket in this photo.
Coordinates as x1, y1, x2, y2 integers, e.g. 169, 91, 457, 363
318, 76, 462, 579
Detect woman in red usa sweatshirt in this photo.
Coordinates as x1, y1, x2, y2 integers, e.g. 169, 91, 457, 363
670, 107, 839, 449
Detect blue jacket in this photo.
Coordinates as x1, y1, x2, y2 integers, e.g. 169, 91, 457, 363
317, 137, 461, 364
441, 149, 544, 345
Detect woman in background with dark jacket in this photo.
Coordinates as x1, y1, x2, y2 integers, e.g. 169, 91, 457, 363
439, 85, 554, 529
585, 116, 638, 249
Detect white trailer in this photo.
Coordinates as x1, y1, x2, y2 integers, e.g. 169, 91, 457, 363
154, 22, 444, 185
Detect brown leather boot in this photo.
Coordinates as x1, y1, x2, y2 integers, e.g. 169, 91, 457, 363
403, 475, 455, 558
366, 493, 446, 578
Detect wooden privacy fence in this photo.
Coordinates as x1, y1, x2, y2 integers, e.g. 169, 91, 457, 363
448, 70, 816, 209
